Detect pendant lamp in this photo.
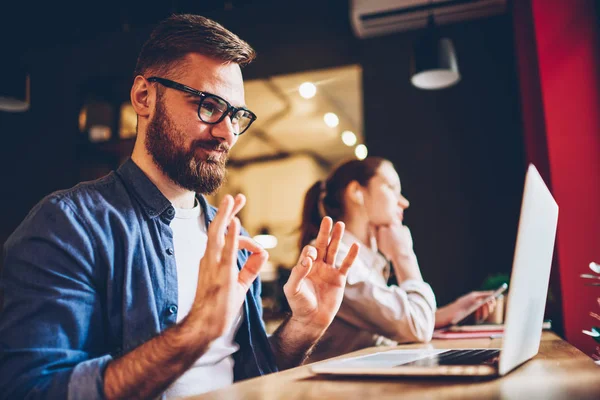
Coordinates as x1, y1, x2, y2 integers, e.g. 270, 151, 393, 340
410, 15, 460, 90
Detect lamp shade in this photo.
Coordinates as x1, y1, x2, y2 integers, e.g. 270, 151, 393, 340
253, 227, 278, 249
0, 68, 30, 112
410, 17, 460, 90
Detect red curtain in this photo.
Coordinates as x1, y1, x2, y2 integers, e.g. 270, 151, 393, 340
513, 0, 600, 355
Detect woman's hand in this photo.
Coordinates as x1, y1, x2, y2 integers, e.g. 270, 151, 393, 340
375, 222, 422, 281
435, 291, 498, 329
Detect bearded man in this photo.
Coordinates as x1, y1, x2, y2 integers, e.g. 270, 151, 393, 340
0, 14, 359, 400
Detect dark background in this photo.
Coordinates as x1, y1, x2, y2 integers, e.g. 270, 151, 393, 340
0, 1, 529, 313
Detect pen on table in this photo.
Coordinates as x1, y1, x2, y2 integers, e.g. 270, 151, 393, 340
489, 333, 503, 339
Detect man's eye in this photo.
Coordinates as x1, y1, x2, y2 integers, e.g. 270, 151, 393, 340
200, 103, 217, 117
202, 103, 216, 111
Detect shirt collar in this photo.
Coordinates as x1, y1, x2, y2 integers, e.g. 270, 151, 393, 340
341, 230, 389, 275
116, 158, 215, 226
197, 194, 216, 229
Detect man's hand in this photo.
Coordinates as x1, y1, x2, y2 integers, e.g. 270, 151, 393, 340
269, 217, 359, 370
434, 291, 497, 329
284, 217, 359, 335
186, 194, 268, 340
104, 194, 267, 400
375, 222, 422, 282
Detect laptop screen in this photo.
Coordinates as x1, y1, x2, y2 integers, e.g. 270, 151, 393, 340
498, 164, 558, 375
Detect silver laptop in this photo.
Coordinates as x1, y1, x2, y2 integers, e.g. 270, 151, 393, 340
311, 164, 559, 377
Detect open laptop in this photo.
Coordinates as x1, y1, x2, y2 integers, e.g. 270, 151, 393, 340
311, 164, 559, 377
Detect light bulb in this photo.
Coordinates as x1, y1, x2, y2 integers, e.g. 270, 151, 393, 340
355, 144, 368, 160
324, 112, 339, 128
341, 130, 357, 146
299, 82, 317, 99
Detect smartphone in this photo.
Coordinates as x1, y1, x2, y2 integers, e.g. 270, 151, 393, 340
450, 283, 508, 326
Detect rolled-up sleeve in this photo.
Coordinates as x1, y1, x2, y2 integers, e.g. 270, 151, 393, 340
68, 355, 113, 399
343, 276, 436, 343
0, 197, 111, 400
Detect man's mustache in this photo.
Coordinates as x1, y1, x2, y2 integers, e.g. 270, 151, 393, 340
193, 140, 230, 154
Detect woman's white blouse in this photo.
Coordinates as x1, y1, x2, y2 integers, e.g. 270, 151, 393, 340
332, 230, 437, 343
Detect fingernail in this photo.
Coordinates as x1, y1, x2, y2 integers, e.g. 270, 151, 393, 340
301, 258, 308, 267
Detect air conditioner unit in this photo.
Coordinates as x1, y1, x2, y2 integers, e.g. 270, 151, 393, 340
350, 0, 507, 39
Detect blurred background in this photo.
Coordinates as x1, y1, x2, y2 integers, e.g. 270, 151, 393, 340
1, 0, 599, 355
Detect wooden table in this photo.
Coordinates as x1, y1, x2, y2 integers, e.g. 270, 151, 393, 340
192, 332, 600, 399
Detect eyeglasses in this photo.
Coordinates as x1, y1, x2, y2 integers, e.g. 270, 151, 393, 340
147, 76, 257, 135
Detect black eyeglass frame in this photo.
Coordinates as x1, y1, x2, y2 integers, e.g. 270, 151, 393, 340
147, 76, 257, 135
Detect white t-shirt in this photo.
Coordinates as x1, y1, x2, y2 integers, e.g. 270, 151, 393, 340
163, 201, 242, 399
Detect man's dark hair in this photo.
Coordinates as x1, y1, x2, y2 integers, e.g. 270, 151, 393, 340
134, 14, 256, 79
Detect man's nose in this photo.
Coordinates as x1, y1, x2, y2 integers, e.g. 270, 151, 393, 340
209, 115, 237, 144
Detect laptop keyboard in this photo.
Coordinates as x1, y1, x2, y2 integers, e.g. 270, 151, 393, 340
402, 349, 501, 367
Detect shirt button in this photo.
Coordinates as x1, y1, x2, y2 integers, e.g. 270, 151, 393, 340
166, 247, 174, 255
168, 305, 178, 315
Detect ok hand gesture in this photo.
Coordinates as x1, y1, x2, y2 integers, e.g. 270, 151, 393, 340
188, 194, 268, 340
284, 217, 359, 332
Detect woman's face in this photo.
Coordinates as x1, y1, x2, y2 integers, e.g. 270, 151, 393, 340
362, 162, 410, 226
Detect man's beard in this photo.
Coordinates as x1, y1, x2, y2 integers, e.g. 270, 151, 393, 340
145, 99, 229, 194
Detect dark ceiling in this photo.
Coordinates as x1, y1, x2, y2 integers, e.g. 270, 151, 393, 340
0, 0, 283, 58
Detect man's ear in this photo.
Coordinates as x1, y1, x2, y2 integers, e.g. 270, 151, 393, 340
130, 76, 152, 118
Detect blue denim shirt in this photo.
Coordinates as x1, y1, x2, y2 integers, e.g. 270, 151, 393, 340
0, 159, 278, 400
